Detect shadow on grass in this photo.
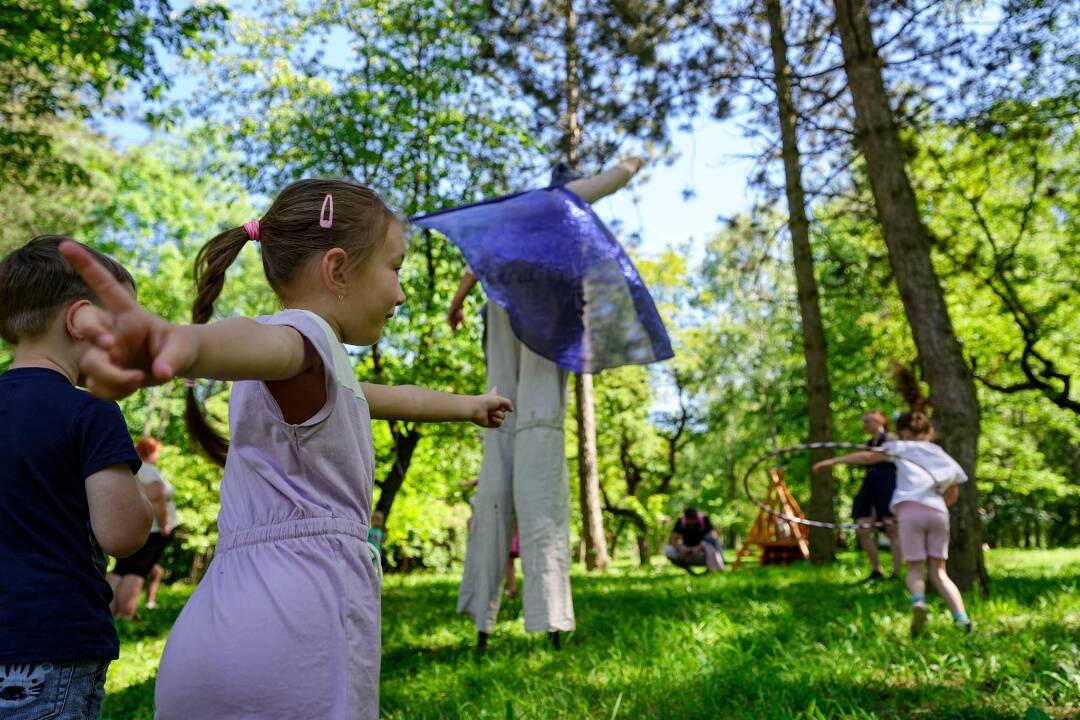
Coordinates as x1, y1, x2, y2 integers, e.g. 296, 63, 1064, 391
102, 676, 156, 720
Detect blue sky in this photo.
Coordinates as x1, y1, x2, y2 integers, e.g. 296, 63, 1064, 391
592, 119, 756, 259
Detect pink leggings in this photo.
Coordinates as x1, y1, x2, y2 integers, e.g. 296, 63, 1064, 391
894, 501, 949, 561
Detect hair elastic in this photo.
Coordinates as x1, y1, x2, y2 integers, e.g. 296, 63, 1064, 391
242, 220, 261, 242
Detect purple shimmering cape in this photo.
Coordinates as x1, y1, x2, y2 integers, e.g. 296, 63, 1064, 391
412, 186, 674, 373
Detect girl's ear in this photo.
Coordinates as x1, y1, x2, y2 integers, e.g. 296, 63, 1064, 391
319, 248, 350, 297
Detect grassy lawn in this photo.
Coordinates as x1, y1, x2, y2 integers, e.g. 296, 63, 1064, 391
102, 548, 1080, 719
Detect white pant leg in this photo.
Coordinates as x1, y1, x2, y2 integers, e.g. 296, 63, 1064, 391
457, 304, 519, 633
513, 342, 575, 633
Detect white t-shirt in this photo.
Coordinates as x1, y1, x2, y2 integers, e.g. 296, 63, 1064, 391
138, 462, 178, 533
882, 440, 967, 515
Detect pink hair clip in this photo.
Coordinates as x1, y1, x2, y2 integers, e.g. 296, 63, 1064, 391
242, 220, 261, 242
319, 193, 334, 229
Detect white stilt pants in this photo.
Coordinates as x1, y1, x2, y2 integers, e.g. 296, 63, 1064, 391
457, 303, 575, 633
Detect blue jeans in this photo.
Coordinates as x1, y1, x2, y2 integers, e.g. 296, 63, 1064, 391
0, 660, 110, 720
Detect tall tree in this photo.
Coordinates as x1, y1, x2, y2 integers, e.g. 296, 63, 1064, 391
763, 0, 836, 562
563, 0, 609, 571
832, 0, 987, 591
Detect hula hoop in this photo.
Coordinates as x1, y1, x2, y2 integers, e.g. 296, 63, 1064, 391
741, 441, 938, 531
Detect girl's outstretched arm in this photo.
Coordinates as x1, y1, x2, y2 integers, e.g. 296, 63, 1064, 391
812, 450, 888, 473
360, 383, 512, 428
60, 241, 310, 399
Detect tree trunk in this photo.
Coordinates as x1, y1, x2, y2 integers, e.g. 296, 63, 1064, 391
765, 0, 836, 563
373, 423, 422, 522
833, 0, 987, 592
575, 373, 609, 570
565, 0, 608, 571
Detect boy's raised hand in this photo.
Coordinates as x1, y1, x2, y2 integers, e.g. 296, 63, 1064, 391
472, 387, 513, 428
60, 241, 198, 399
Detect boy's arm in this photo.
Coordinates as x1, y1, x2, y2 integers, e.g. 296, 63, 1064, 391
143, 479, 170, 533
360, 383, 512, 427
563, 157, 644, 203
86, 464, 153, 557
812, 450, 888, 472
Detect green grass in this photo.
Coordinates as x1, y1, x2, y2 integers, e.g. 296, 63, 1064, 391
102, 548, 1080, 719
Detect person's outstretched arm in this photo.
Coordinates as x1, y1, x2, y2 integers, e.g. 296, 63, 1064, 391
63, 241, 515, 430
813, 450, 888, 473
563, 157, 645, 204
447, 269, 478, 332
360, 383, 511, 428
60, 241, 321, 399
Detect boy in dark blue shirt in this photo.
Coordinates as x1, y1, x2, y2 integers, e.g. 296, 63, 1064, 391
0, 236, 152, 719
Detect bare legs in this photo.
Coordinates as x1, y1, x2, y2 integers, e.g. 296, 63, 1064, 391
883, 523, 902, 575
855, 519, 883, 575
111, 575, 145, 619
856, 516, 902, 577
927, 558, 966, 617
905, 558, 969, 636
144, 563, 164, 609
505, 556, 517, 599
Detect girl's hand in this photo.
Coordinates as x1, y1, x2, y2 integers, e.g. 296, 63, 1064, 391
811, 459, 832, 473
472, 387, 513, 428
60, 241, 198, 399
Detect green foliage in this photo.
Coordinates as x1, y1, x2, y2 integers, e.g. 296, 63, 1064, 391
914, 104, 1079, 414
164, 0, 546, 560
100, 549, 1080, 719
0, 0, 226, 191
2, 0, 1076, 572
478, 0, 717, 168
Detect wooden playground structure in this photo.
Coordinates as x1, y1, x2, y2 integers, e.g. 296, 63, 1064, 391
733, 467, 810, 569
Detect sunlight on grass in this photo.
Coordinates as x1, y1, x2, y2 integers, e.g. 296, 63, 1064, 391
101, 548, 1080, 719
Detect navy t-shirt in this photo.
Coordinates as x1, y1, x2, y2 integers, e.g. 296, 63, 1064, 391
865, 431, 897, 487
0, 367, 141, 663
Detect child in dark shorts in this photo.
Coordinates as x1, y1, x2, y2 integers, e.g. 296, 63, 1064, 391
851, 411, 901, 581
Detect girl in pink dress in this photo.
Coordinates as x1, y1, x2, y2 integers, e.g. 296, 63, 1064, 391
61, 179, 513, 719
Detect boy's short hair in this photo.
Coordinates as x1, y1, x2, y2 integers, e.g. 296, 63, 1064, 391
0, 235, 135, 345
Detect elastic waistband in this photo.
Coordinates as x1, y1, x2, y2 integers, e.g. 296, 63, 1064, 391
218, 516, 369, 553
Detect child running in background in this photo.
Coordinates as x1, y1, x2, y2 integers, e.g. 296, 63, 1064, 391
0, 237, 152, 720
368, 510, 386, 576
814, 369, 971, 637
61, 179, 512, 720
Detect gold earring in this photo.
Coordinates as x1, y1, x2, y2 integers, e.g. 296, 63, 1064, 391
338, 294, 345, 301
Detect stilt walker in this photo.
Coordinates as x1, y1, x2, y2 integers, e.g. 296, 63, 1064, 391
413, 157, 673, 650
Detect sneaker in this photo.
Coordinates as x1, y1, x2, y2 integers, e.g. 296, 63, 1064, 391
911, 603, 929, 637
863, 570, 886, 583
955, 619, 973, 634
144, 601, 157, 610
